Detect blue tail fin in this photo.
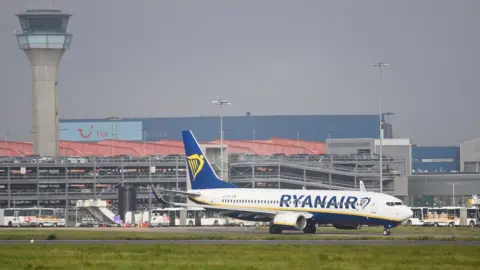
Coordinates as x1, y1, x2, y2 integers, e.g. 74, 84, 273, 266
182, 130, 237, 190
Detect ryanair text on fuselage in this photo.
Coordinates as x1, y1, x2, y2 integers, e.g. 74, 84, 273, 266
279, 194, 371, 210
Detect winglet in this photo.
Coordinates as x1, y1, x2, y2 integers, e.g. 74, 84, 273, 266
359, 180, 367, 192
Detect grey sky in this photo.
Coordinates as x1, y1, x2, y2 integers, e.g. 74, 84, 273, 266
0, 0, 478, 146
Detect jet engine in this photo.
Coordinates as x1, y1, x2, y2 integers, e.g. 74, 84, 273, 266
332, 224, 361, 230
272, 213, 307, 230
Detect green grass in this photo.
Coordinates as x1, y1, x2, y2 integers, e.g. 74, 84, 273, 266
0, 228, 480, 241
0, 244, 479, 269
259, 225, 480, 235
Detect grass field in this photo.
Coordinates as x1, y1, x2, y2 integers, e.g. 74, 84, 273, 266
258, 225, 480, 235
0, 244, 479, 269
0, 226, 480, 241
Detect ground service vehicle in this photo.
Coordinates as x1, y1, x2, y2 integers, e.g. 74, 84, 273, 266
0, 207, 65, 227
407, 206, 477, 227
149, 207, 224, 227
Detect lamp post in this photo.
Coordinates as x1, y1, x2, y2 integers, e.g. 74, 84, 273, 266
212, 97, 231, 180
372, 61, 389, 193
143, 129, 148, 154
452, 183, 456, 206
4, 132, 11, 156
296, 129, 300, 148
106, 116, 121, 157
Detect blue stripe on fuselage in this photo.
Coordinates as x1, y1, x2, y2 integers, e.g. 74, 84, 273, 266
221, 211, 401, 228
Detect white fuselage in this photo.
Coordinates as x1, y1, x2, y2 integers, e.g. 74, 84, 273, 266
188, 188, 413, 228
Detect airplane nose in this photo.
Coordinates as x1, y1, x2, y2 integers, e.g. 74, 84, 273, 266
404, 207, 413, 220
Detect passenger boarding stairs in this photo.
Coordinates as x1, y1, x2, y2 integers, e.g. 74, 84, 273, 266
76, 199, 122, 225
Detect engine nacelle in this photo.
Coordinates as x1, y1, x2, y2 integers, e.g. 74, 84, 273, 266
272, 212, 307, 230
333, 224, 361, 230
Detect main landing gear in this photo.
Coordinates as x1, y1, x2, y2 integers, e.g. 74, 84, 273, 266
269, 225, 282, 234
303, 220, 316, 234
268, 219, 317, 234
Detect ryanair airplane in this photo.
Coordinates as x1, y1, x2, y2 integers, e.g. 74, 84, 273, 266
150, 130, 413, 235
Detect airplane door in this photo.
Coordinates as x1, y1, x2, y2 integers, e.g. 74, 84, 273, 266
370, 202, 377, 214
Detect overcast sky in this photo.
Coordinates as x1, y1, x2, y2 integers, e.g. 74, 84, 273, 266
0, 0, 479, 146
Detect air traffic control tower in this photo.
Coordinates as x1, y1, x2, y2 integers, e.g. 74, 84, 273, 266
15, 9, 73, 156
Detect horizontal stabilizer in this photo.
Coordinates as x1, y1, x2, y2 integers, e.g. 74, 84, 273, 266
149, 183, 200, 205
150, 184, 200, 197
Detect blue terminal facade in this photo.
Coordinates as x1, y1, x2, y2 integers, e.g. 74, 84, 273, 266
412, 146, 460, 173
60, 114, 387, 142
60, 114, 461, 174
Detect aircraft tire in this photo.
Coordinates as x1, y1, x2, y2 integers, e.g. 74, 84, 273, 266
303, 224, 316, 234
269, 225, 282, 234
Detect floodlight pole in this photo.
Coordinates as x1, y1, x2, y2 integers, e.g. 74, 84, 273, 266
4, 132, 11, 156
373, 61, 389, 193
453, 183, 455, 206
212, 97, 231, 180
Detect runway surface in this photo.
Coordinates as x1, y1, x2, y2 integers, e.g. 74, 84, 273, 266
11, 226, 480, 238
1, 239, 479, 246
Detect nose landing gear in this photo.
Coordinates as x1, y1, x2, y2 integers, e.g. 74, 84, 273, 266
383, 224, 393, 236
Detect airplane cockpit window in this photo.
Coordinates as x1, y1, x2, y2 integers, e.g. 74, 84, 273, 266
386, 202, 404, 206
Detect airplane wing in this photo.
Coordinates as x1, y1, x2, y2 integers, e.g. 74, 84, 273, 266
149, 184, 312, 218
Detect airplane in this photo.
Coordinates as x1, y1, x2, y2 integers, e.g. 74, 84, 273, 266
149, 130, 413, 235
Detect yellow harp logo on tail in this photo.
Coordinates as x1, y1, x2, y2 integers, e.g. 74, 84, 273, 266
187, 154, 205, 180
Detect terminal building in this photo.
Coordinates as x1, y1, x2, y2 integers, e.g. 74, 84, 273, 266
0, 114, 478, 225
57, 114, 393, 142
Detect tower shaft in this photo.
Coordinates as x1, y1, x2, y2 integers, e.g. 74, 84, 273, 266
26, 49, 64, 156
